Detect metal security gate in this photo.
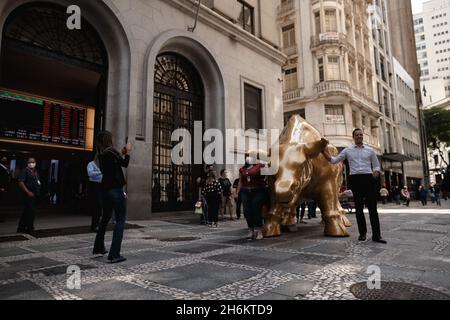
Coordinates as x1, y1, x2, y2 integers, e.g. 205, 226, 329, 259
152, 53, 204, 212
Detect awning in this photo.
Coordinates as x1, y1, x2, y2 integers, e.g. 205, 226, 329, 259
382, 153, 415, 163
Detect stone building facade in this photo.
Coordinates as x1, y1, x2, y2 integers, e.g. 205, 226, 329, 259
0, 0, 286, 218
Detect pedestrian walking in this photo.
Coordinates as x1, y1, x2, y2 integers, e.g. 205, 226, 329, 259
401, 186, 411, 207
202, 170, 222, 228
296, 202, 307, 224
429, 185, 437, 204
219, 169, 235, 220
393, 186, 401, 205
434, 184, 442, 207
418, 185, 428, 206
17, 158, 41, 234
307, 200, 317, 219
322, 128, 387, 244
87, 155, 103, 232
239, 155, 267, 240
232, 178, 242, 220
379, 185, 389, 204
93, 131, 131, 263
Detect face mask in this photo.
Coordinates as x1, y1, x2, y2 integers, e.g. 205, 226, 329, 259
28, 163, 36, 169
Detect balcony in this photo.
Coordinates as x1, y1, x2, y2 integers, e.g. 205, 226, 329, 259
350, 87, 379, 113
282, 45, 298, 57
314, 80, 351, 97
283, 88, 303, 103
277, 0, 295, 18
311, 32, 347, 50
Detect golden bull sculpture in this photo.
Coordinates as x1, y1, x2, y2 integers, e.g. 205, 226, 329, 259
253, 115, 351, 237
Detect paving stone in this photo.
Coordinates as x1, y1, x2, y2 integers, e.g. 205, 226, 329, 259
205, 249, 298, 268
138, 262, 257, 294
0, 247, 34, 258
271, 279, 315, 298
165, 243, 230, 254
74, 279, 174, 300
0, 280, 53, 300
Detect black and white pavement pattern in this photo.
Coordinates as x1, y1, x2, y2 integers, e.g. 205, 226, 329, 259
0, 205, 449, 300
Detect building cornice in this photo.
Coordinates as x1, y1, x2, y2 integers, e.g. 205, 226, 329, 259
167, 0, 287, 65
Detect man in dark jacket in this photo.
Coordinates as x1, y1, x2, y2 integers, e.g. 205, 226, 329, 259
17, 158, 41, 234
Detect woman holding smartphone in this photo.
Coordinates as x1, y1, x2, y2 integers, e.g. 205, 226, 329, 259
93, 131, 131, 263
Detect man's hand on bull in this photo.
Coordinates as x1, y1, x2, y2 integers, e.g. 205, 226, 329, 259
320, 138, 330, 147
320, 139, 332, 162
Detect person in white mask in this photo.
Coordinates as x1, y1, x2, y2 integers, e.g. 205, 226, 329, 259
17, 158, 41, 234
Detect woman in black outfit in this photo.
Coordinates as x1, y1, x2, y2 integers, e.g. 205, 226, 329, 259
93, 131, 131, 263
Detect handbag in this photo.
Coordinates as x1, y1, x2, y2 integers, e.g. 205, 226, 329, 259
194, 201, 203, 215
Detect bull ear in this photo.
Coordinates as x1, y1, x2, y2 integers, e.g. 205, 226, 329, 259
303, 138, 328, 158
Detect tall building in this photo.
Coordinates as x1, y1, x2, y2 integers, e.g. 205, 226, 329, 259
0, 0, 285, 218
393, 58, 423, 188
386, 0, 429, 186
425, 97, 450, 185
387, 0, 421, 83
277, 0, 426, 190
278, 0, 382, 172
413, 0, 450, 186
414, 0, 450, 105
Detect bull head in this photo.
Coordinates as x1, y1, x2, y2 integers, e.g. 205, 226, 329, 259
274, 139, 328, 207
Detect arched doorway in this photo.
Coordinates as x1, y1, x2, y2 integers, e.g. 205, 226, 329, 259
0, 3, 108, 209
152, 53, 204, 212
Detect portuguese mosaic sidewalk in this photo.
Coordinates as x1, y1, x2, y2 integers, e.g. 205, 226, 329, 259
0, 201, 449, 300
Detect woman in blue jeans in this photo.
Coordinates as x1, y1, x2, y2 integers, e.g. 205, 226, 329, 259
93, 131, 131, 263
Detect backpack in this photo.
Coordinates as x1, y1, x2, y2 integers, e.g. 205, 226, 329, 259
220, 178, 232, 196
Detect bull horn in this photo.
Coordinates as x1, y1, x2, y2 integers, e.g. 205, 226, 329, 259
303, 138, 328, 158
248, 149, 271, 163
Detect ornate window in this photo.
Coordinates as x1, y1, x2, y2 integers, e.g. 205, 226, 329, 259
3, 3, 106, 67
152, 53, 204, 212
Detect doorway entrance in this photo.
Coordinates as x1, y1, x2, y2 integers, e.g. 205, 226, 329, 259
152, 53, 204, 212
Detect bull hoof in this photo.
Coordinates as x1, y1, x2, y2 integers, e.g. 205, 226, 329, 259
324, 215, 349, 237
282, 215, 297, 226
341, 214, 352, 227
262, 224, 281, 237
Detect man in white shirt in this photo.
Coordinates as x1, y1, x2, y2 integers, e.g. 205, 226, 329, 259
322, 129, 387, 244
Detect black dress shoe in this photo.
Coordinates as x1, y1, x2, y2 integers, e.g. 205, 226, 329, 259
372, 238, 387, 244
108, 256, 127, 264
93, 250, 108, 255
358, 235, 367, 241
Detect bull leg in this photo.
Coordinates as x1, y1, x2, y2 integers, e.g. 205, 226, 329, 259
318, 191, 349, 237
262, 204, 286, 237
281, 206, 297, 226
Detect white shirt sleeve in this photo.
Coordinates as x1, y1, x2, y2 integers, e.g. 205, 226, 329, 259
330, 148, 347, 164
371, 150, 381, 172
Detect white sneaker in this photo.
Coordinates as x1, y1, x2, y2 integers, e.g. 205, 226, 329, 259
254, 229, 263, 240
246, 229, 254, 239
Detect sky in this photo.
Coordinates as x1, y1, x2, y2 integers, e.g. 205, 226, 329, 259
411, 0, 427, 14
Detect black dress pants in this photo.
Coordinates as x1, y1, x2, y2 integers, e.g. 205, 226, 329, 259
349, 174, 382, 239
